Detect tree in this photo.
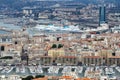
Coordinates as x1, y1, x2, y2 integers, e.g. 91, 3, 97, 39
0, 56, 13, 59
58, 44, 63, 48
35, 75, 45, 78
22, 75, 34, 80
51, 44, 57, 48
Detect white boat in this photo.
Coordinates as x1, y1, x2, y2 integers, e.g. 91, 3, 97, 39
20, 67, 25, 73
1, 67, 13, 73
74, 66, 83, 73
62, 66, 72, 73
115, 67, 120, 72
36, 65, 43, 74
16, 66, 25, 73
0, 66, 3, 71
6, 67, 14, 73
105, 67, 115, 75
28, 66, 36, 74
16, 67, 19, 73
47, 66, 60, 74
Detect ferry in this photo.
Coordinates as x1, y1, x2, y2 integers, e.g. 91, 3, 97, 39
34, 24, 83, 32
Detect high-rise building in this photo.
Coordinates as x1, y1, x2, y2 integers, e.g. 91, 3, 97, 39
99, 6, 106, 26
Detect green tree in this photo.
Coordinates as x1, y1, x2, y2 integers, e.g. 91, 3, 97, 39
51, 44, 57, 48
0, 56, 13, 59
22, 75, 34, 80
58, 44, 63, 48
35, 75, 45, 78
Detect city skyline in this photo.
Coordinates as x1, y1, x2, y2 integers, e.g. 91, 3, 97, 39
0, 0, 120, 80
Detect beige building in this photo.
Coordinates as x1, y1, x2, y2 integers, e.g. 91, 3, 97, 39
98, 49, 112, 59
40, 56, 53, 65
48, 49, 65, 58
28, 54, 53, 65
32, 35, 46, 43
56, 56, 78, 65
83, 56, 103, 66
107, 56, 120, 66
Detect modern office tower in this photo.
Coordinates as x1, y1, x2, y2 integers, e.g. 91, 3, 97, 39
99, 6, 106, 26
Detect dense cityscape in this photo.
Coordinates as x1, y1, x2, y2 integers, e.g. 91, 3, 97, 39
0, 0, 120, 80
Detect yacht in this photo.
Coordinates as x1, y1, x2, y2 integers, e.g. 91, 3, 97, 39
0, 66, 3, 71
115, 66, 120, 72
16, 66, 25, 73
28, 66, 36, 74
1, 67, 14, 73
105, 67, 115, 75
36, 65, 43, 74
74, 66, 83, 73
16, 67, 19, 73
6, 67, 14, 73
20, 67, 25, 73
62, 66, 72, 73
48, 66, 59, 74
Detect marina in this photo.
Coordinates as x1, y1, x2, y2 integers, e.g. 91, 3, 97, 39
0, 65, 119, 78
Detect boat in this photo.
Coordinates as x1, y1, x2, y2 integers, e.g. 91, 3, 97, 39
6, 67, 14, 73
0, 66, 3, 71
36, 65, 43, 74
105, 67, 115, 75
1, 67, 14, 73
48, 66, 59, 74
28, 66, 36, 74
62, 66, 72, 73
74, 66, 83, 73
115, 67, 120, 72
16, 67, 20, 73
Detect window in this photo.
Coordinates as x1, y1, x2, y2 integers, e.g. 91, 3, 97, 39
84, 58, 86, 63
1, 46, 4, 51
2, 38, 6, 42
15, 41, 18, 44
112, 53, 115, 56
